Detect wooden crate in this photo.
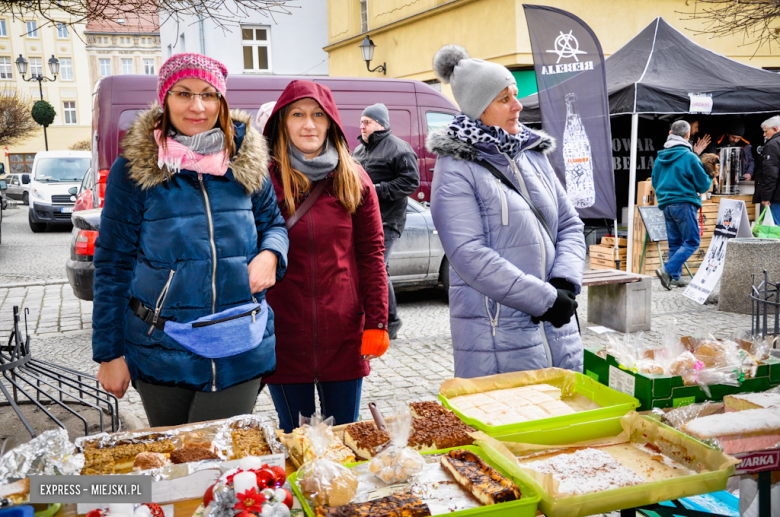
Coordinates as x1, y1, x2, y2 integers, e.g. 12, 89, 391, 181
601, 236, 628, 247
590, 257, 627, 271
590, 245, 627, 261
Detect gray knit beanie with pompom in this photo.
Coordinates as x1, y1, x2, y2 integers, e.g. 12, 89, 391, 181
433, 45, 516, 121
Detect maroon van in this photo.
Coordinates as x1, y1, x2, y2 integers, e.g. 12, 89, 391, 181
66, 75, 457, 300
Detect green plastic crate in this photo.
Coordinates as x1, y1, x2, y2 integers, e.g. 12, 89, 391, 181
288, 445, 540, 517
439, 372, 639, 437
584, 346, 780, 411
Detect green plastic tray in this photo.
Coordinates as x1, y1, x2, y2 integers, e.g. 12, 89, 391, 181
477, 415, 736, 517
439, 372, 640, 437
584, 346, 780, 410
288, 445, 540, 517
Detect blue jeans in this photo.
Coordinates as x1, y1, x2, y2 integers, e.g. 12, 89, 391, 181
662, 203, 701, 280
769, 203, 780, 227
268, 378, 363, 433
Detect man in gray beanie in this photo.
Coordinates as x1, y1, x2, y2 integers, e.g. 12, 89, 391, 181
353, 103, 419, 340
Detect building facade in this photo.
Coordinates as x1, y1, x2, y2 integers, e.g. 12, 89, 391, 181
325, 0, 780, 102
84, 14, 162, 91
0, 12, 92, 173
160, 0, 328, 76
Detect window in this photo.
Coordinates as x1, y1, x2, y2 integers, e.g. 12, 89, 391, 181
29, 57, 42, 77
59, 57, 72, 80
0, 20, 6, 37
56, 22, 68, 38
121, 58, 132, 74
143, 59, 154, 75
26, 21, 37, 37
360, 0, 368, 33
0, 57, 12, 80
63, 101, 77, 124
9, 154, 36, 174
99, 58, 111, 77
242, 26, 270, 72
426, 111, 455, 132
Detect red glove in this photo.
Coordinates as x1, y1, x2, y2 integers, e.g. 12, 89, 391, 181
361, 329, 389, 357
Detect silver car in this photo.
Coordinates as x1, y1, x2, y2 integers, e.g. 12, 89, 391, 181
5, 173, 32, 205
389, 198, 448, 292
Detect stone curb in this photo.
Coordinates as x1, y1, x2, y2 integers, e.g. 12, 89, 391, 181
1, 279, 70, 289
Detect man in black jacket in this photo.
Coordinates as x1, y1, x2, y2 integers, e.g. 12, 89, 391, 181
753, 116, 780, 225
353, 103, 420, 340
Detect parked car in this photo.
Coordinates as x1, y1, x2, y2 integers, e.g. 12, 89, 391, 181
5, 172, 32, 205
67, 75, 457, 300
28, 150, 90, 232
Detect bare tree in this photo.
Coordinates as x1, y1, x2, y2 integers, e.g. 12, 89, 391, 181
69, 139, 91, 151
0, 0, 297, 33
684, 0, 780, 50
0, 93, 40, 148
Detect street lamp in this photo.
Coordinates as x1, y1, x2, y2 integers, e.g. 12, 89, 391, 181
359, 35, 386, 75
15, 54, 59, 151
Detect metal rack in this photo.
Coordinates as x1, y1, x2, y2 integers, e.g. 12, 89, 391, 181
0, 305, 119, 438
751, 271, 780, 339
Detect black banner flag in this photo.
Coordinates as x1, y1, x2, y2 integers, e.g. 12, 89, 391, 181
523, 5, 616, 219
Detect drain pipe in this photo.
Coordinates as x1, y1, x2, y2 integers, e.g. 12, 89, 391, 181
198, 12, 206, 54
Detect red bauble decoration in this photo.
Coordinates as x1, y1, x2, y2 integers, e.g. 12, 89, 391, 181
86, 510, 103, 517
203, 484, 215, 507
255, 469, 275, 489
143, 504, 164, 517
269, 466, 287, 486
280, 488, 293, 510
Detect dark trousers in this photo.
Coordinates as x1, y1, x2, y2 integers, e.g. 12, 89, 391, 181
662, 203, 701, 280
267, 378, 363, 433
384, 227, 401, 327
133, 377, 263, 427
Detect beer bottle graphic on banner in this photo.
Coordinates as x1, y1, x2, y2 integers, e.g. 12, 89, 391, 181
562, 93, 596, 208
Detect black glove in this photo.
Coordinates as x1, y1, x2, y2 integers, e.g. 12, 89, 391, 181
531, 289, 578, 328
548, 278, 576, 293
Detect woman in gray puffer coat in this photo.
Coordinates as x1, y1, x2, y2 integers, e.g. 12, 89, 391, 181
427, 45, 586, 378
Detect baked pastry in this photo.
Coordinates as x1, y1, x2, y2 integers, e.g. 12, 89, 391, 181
170, 447, 219, 464
81, 448, 115, 475
145, 439, 175, 455
0, 478, 30, 504
724, 392, 780, 411
298, 464, 359, 507
409, 401, 451, 419
694, 341, 732, 368
449, 385, 569, 427
343, 421, 389, 460
440, 449, 521, 505
638, 361, 665, 375
670, 352, 697, 377
231, 428, 273, 459
681, 407, 780, 454
133, 452, 170, 471
313, 491, 431, 516
293, 426, 356, 465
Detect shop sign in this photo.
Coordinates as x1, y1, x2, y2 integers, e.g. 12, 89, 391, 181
735, 450, 780, 474
688, 93, 713, 114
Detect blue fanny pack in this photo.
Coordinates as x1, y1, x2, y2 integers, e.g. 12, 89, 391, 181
163, 301, 268, 359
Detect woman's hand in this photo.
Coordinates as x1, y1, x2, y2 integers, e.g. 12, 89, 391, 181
362, 355, 380, 361
248, 250, 278, 293
97, 357, 131, 398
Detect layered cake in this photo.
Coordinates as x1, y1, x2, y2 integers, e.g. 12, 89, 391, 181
170, 447, 219, 464
521, 448, 646, 495
230, 428, 273, 459
448, 384, 574, 426
724, 392, 780, 412
81, 437, 191, 474
312, 491, 431, 517
294, 426, 357, 464
132, 452, 170, 471
681, 407, 780, 453
343, 421, 389, 460
440, 449, 521, 505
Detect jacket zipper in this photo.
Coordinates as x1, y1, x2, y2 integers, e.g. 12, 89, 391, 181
148, 269, 175, 335
308, 211, 319, 383
495, 179, 509, 226
191, 305, 262, 328
198, 173, 219, 391
502, 153, 554, 368
485, 296, 500, 336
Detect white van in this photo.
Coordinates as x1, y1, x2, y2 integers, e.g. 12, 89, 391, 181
28, 150, 91, 232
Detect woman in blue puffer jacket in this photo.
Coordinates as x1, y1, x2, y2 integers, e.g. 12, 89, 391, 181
427, 45, 586, 379
92, 54, 289, 426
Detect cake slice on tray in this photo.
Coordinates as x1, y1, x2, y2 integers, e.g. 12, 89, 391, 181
440, 449, 522, 505
724, 392, 780, 412
681, 407, 780, 453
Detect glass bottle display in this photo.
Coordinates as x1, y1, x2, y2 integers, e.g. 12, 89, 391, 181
562, 93, 596, 208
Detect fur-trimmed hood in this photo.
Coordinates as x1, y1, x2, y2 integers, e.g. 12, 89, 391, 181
121, 105, 269, 193
425, 126, 556, 161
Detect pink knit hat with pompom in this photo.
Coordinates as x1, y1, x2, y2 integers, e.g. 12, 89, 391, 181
157, 53, 228, 106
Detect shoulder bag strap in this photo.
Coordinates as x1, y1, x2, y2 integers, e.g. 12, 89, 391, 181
285, 179, 329, 231
477, 159, 556, 245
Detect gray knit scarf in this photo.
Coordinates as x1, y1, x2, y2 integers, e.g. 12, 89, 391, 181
289, 141, 339, 182
170, 128, 226, 155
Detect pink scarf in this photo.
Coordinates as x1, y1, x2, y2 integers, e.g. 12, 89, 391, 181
154, 130, 230, 176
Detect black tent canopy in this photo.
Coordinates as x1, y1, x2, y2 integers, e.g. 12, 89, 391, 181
518, 17, 780, 272
518, 16, 780, 122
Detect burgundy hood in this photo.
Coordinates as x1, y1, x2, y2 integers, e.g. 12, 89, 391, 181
264, 80, 346, 143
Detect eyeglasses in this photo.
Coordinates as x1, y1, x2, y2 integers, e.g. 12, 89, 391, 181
359, 120, 374, 127
167, 91, 222, 103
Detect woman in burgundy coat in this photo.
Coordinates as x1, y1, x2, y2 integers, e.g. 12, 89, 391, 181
263, 80, 389, 432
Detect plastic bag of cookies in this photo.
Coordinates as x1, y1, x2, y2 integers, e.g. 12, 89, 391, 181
369, 400, 425, 484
